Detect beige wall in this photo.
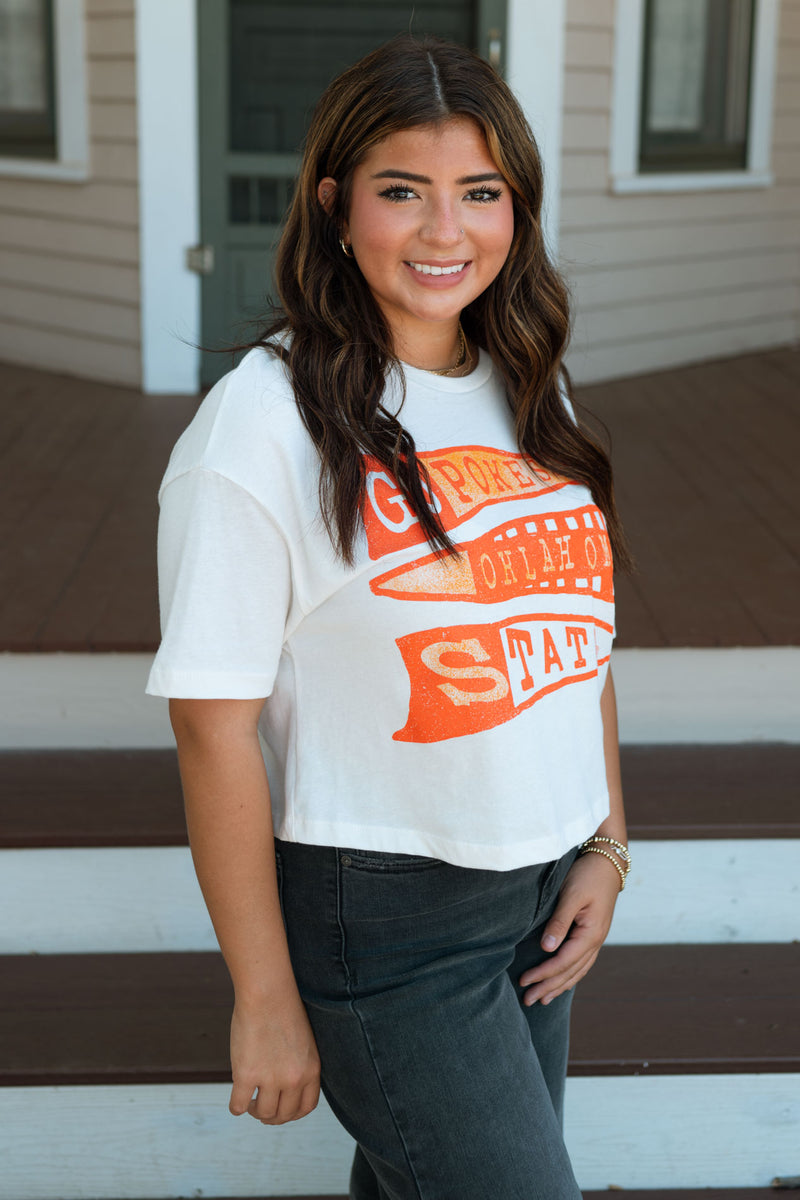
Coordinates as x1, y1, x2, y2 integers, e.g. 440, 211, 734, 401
561, 0, 800, 384
0, 0, 141, 387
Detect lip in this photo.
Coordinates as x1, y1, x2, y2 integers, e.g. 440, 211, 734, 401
404, 260, 471, 285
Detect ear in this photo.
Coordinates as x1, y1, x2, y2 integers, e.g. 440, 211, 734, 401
317, 177, 338, 214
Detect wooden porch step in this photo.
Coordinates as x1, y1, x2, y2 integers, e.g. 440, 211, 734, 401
2, 743, 798, 849
97, 1193, 797, 1200
620, 743, 800, 839
581, 1194, 789, 1199
1, 945, 797, 1087
233, 1193, 795, 1200
0, 749, 185, 847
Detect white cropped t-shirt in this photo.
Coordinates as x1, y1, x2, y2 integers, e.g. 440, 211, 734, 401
147, 347, 614, 869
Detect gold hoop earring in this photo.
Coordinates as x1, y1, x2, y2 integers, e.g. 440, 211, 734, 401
339, 237, 354, 258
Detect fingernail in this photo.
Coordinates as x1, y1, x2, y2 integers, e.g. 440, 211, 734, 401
542, 934, 557, 950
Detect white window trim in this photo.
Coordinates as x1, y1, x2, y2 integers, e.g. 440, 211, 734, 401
610, 0, 779, 194
0, 0, 89, 182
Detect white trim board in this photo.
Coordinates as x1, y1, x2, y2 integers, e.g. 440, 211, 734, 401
0, 653, 173, 749
0, 1084, 353, 1200
0, 846, 217, 954
0, 1076, 796, 1197
506, 0, 565, 256
610, 838, 800, 945
0, 647, 798, 749
566, 1074, 800, 1191
135, 0, 201, 393
2, 839, 796, 954
611, 647, 800, 743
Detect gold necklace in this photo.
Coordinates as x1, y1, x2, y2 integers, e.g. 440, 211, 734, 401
427, 324, 468, 377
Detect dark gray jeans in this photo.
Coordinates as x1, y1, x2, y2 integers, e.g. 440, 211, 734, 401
275, 839, 582, 1200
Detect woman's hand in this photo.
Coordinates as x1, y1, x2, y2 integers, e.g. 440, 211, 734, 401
229, 990, 321, 1125
519, 851, 621, 1006
520, 666, 629, 1005
170, 697, 320, 1125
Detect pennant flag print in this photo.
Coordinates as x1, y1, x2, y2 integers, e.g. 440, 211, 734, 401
393, 612, 614, 743
363, 445, 572, 561
371, 504, 613, 606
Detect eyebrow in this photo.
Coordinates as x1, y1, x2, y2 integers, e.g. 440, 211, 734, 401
370, 170, 505, 185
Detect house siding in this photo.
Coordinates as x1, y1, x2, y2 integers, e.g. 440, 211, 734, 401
561, 0, 800, 384
0, 0, 141, 387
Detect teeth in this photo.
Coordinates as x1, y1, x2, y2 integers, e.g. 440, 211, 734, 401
409, 262, 466, 276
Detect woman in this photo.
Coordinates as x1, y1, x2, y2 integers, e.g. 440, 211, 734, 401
148, 35, 631, 1200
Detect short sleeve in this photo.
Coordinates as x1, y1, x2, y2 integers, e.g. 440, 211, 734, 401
146, 468, 292, 699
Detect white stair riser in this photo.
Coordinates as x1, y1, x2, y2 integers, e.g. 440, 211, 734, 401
1, 840, 797, 953
2, 647, 799, 748
0, 846, 218, 954
566, 1074, 800, 1191
0, 1076, 796, 1198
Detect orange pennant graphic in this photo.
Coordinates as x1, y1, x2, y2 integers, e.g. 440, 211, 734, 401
372, 504, 613, 605
363, 445, 572, 560
393, 613, 613, 743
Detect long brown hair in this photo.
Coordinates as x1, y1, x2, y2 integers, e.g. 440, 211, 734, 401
257, 35, 631, 571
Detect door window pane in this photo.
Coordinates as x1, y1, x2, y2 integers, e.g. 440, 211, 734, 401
229, 0, 475, 155
639, 0, 755, 172
0, 0, 56, 158
229, 174, 294, 224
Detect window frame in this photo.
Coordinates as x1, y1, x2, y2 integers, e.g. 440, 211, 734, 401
0, 0, 57, 159
0, 0, 88, 181
610, 0, 779, 193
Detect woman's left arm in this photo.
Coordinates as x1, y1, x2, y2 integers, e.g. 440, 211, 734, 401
519, 666, 627, 1006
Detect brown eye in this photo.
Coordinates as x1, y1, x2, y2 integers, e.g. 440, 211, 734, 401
378, 184, 417, 202
467, 186, 503, 203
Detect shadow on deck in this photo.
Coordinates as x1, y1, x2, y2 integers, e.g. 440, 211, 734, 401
1, 346, 798, 651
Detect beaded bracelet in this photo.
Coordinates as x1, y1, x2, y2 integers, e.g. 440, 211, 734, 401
585, 835, 631, 865
577, 835, 631, 891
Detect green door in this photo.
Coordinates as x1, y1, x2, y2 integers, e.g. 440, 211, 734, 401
198, 0, 507, 386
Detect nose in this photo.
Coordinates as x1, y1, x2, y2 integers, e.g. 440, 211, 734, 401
420, 198, 464, 247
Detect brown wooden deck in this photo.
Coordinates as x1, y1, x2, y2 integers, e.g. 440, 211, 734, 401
0, 361, 198, 651
1, 346, 798, 651
580, 347, 800, 647
2, 944, 797, 1086
2, 743, 798, 848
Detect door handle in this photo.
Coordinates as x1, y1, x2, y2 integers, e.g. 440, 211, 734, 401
488, 28, 502, 70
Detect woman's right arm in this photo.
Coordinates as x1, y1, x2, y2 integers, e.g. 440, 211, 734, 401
169, 696, 320, 1125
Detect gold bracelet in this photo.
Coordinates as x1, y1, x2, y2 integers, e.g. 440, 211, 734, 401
583, 835, 631, 866
577, 836, 631, 891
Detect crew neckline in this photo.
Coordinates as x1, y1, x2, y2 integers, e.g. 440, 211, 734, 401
398, 348, 494, 394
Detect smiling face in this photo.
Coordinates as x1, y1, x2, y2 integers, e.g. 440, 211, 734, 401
319, 118, 515, 366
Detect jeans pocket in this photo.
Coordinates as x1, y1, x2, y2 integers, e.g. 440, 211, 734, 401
534, 845, 580, 926
338, 847, 444, 873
